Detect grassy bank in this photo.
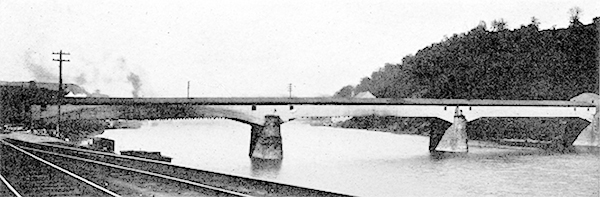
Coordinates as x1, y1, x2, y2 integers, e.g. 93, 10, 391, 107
32, 119, 107, 141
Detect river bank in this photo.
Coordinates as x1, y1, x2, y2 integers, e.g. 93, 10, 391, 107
0, 124, 105, 147
0, 131, 64, 143
334, 116, 591, 147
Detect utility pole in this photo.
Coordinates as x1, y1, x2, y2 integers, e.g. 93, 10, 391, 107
595, 17, 600, 141
288, 83, 292, 98
52, 50, 69, 137
187, 81, 190, 98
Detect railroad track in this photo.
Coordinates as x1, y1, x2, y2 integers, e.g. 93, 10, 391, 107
2, 138, 352, 197
0, 140, 119, 197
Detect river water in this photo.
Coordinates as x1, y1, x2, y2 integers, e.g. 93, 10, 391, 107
97, 119, 599, 196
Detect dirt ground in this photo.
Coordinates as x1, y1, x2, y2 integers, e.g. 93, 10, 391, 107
0, 131, 64, 143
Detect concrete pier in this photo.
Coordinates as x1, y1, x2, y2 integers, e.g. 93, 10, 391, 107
431, 108, 468, 152
573, 113, 600, 147
249, 115, 283, 160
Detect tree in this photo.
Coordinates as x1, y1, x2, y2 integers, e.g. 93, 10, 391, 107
568, 7, 583, 27
473, 21, 487, 32
491, 18, 508, 31
333, 85, 355, 98
354, 77, 372, 94
529, 16, 540, 30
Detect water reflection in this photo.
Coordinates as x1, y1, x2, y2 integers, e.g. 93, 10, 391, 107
250, 158, 282, 178
428, 151, 469, 160
429, 145, 600, 163
573, 146, 600, 155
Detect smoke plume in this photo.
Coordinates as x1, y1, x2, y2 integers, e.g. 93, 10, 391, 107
74, 73, 87, 85
127, 72, 142, 98
90, 89, 109, 97
24, 51, 58, 82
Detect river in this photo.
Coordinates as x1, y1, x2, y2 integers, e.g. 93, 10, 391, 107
97, 119, 599, 196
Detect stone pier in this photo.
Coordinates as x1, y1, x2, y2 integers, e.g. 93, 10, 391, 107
249, 115, 283, 160
430, 108, 468, 152
573, 113, 600, 147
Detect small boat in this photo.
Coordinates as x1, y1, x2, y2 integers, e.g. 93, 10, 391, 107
83, 137, 115, 153
120, 150, 172, 162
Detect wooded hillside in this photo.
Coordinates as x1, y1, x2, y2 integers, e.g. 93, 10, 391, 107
334, 17, 598, 144
336, 19, 598, 100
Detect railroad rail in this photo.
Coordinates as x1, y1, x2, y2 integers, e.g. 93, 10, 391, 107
2, 138, 352, 197
0, 140, 120, 197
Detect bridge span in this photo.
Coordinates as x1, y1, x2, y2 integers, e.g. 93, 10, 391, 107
31, 97, 600, 159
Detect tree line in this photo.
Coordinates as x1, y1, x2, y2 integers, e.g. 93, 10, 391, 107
335, 15, 598, 100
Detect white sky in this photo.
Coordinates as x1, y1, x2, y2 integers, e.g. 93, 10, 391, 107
1, 0, 598, 97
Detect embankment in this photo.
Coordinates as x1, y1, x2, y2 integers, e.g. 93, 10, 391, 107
336, 116, 590, 147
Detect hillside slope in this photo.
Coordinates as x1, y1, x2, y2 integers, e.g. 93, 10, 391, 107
335, 19, 598, 145
336, 20, 598, 100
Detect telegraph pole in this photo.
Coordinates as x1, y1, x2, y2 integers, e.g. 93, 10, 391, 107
52, 50, 69, 137
595, 17, 600, 144
288, 83, 292, 98
187, 81, 190, 98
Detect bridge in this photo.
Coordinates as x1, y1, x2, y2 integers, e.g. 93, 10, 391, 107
30, 97, 600, 160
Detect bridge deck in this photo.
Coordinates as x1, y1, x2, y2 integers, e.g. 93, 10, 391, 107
44, 97, 596, 107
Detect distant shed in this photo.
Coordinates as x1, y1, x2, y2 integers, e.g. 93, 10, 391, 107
354, 91, 376, 98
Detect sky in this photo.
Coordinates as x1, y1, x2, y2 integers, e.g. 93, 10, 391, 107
0, 0, 598, 98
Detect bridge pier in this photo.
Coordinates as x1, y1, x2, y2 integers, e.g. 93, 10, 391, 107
573, 113, 600, 147
430, 108, 468, 152
249, 115, 283, 160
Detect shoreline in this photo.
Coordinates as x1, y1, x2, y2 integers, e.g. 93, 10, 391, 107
0, 129, 104, 146
0, 131, 65, 144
